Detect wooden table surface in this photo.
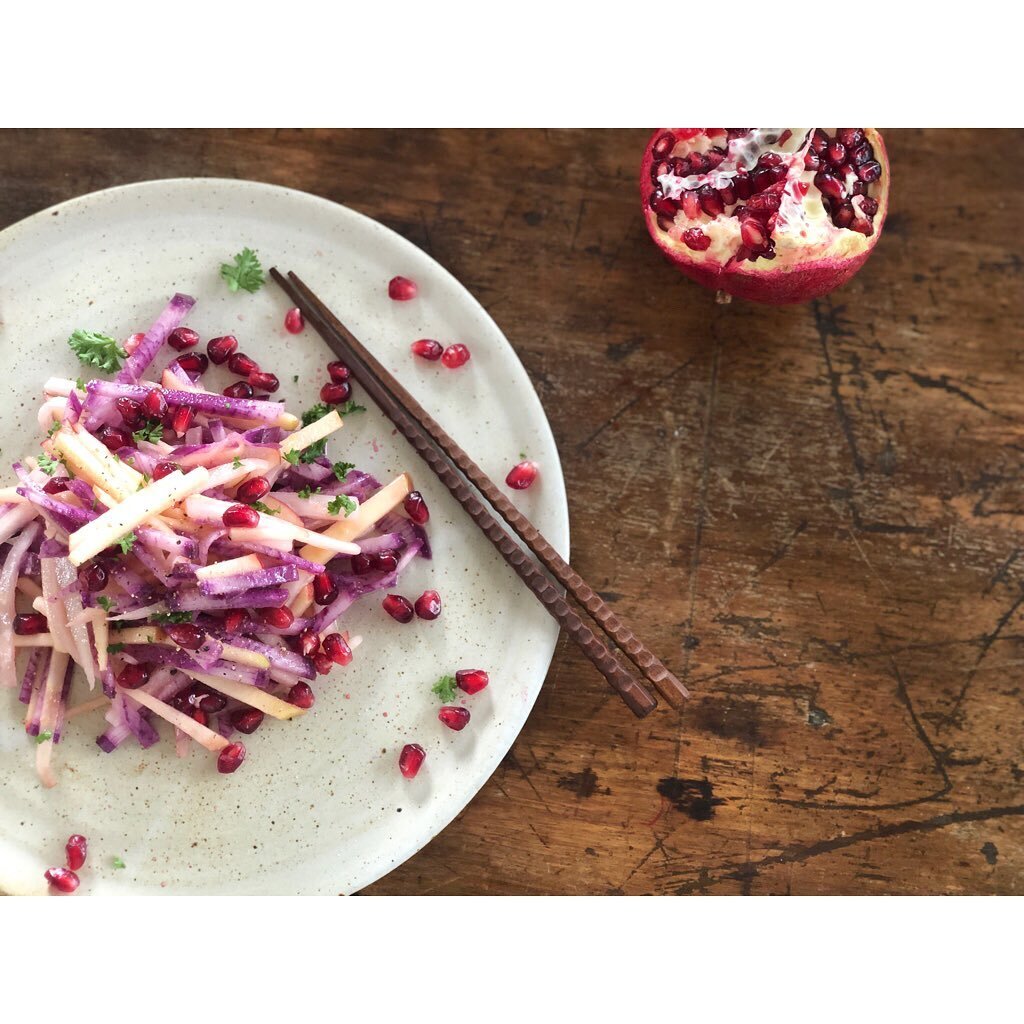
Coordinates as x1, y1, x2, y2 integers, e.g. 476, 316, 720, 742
2, 129, 1021, 895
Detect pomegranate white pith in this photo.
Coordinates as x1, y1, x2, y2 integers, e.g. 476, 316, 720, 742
641, 128, 889, 304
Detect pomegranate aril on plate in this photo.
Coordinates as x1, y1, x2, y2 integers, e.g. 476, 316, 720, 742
65, 834, 88, 871
372, 549, 398, 573
441, 343, 471, 369
506, 460, 538, 489
382, 594, 414, 623
388, 276, 417, 301
223, 381, 254, 399
410, 339, 443, 361
197, 692, 227, 714
322, 632, 352, 666
312, 651, 334, 675
288, 682, 315, 709
77, 562, 108, 593
191, 707, 209, 728
117, 663, 149, 689
42, 477, 69, 494
398, 743, 425, 779
223, 608, 247, 633
169, 405, 194, 435
99, 426, 133, 452
232, 708, 264, 734
403, 490, 429, 524
222, 503, 261, 528
44, 867, 80, 894
227, 352, 259, 377
217, 742, 246, 774
258, 606, 295, 629
168, 327, 199, 351
350, 552, 373, 575
207, 334, 238, 364
284, 307, 305, 333
320, 381, 352, 404
297, 627, 321, 657
414, 590, 441, 620
312, 571, 338, 605
177, 351, 208, 376
116, 397, 143, 426
249, 371, 280, 393
164, 622, 204, 650
438, 706, 471, 731
236, 476, 270, 503
14, 612, 48, 635
456, 669, 489, 695
152, 460, 179, 481
327, 360, 351, 383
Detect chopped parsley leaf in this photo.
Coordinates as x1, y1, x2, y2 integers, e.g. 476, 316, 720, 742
117, 532, 137, 554
331, 461, 355, 481
36, 730, 53, 744
106, 643, 126, 654
220, 247, 264, 293
282, 449, 300, 466
297, 484, 321, 499
132, 419, 165, 444
327, 494, 356, 517
431, 675, 458, 702
337, 401, 366, 416
151, 611, 193, 624
250, 500, 279, 516
232, 456, 243, 470
96, 596, 115, 612
47, 421, 61, 438
112, 856, 126, 869
37, 452, 61, 476
75, 377, 86, 392
68, 329, 127, 373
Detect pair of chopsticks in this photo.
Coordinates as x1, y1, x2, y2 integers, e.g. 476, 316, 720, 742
270, 268, 688, 718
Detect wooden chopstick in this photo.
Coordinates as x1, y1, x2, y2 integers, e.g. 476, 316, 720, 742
271, 268, 668, 718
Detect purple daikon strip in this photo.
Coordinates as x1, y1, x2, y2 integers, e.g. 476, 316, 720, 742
18, 647, 46, 704
25, 649, 51, 735
17, 486, 94, 532
212, 715, 235, 740
39, 537, 70, 558
136, 526, 197, 559
109, 564, 150, 595
22, 551, 40, 579
209, 419, 226, 441
163, 360, 195, 389
51, 658, 74, 743
185, 426, 203, 446
132, 542, 174, 587
127, 449, 159, 476
66, 478, 106, 511
209, 539, 325, 575
243, 426, 287, 444
67, 387, 83, 424
101, 664, 116, 698
191, 634, 224, 669
251, 617, 311, 637
202, 628, 314, 679
0, 502, 40, 545
118, 644, 269, 687
116, 292, 196, 384
198, 564, 298, 596
378, 511, 432, 560
1, 520, 42, 687
269, 667, 302, 688
89, 380, 287, 424
168, 585, 289, 612
328, 469, 383, 500
197, 528, 227, 564
343, 532, 401, 555
279, 463, 334, 489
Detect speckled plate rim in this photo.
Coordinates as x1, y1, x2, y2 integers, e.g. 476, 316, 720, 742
0, 177, 570, 894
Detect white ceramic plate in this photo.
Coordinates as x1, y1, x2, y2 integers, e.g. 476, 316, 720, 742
0, 179, 568, 895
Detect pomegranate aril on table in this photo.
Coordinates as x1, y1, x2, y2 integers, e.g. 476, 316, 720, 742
320, 381, 352, 404
506, 460, 538, 490
248, 370, 280, 393
411, 338, 443, 361
312, 651, 334, 676
99, 426, 133, 452
222, 609, 247, 633
217, 743, 246, 774
164, 622, 204, 650
313, 571, 338, 605
284, 307, 305, 333
142, 388, 168, 419
438, 706, 471, 731
322, 632, 352, 666
167, 327, 199, 351
117, 663, 149, 690
227, 352, 259, 377
288, 682, 315, 709
403, 490, 429, 524
258, 606, 295, 629
65, 834, 88, 871
398, 743, 426, 779
388, 275, 417, 301
168, 404, 194, 435
223, 380, 254, 399
327, 360, 350, 383
382, 593, 414, 623
231, 708, 264, 734
297, 627, 321, 657
641, 128, 889, 303
414, 589, 442, 620
456, 669, 489, 695
441, 343, 470, 368
372, 549, 398, 573
116, 397, 143, 426
207, 334, 238, 364
77, 562, 108, 592
177, 351, 208, 376
44, 867, 80, 894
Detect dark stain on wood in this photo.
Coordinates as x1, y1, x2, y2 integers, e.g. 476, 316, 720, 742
657, 777, 726, 821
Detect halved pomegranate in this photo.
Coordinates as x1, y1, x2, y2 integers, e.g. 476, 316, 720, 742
641, 128, 889, 304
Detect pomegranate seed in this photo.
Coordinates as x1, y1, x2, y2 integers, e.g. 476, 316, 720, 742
117, 663, 149, 689
177, 351, 209, 375
257, 606, 294, 629
191, 707, 209, 728
116, 397, 143, 426
859, 196, 879, 217
312, 572, 338, 605
14, 612, 48, 635
223, 381, 254, 399
814, 172, 845, 202
811, 129, 829, 153
682, 229, 712, 252
228, 352, 259, 377
697, 185, 724, 217
77, 562, 108, 593
350, 553, 373, 575
249, 371, 280, 393
44, 867, 80, 894
198, 691, 227, 713
207, 335, 238, 364
849, 218, 874, 237
382, 594, 414, 623
705, 146, 727, 169
650, 158, 673, 184
388, 276, 417, 301
142, 389, 168, 420
414, 590, 442, 620
850, 142, 873, 167
826, 140, 846, 166
327, 360, 351, 383
850, 180, 867, 196
312, 651, 334, 675
403, 490, 429, 524
217, 742, 246, 774
168, 327, 199, 351
164, 622, 204, 650
718, 185, 736, 207
232, 708, 264, 734
372, 549, 398, 573
681, 190, 701, 218
284, 307, 305, 333
169, 405, 194, 435
740, 218, 768, 248
856, 160, 882, 183
222, 504, 260, 528
223, 609, 247, 633
838, 128, 865, 149
65, 834, 88, 871
288, 682, 315, 709
804, 150, 821, 171
649, 192, 678, 219
733, 172, 753, 200
398, 743, 425, 779
410, 339, 443, 361
833, 203, 855, 229
441, 344, 471, 369
297, 627, 321, 657
506, 460, 539, 489
651, 132, 675, 160
236, 476, 270, 503
42, 477, 69, 494
320, 381, 352, 404
456, 669, 489, 695
99, 426, 133, 452
322, 632, 352, 666
438, 706, 471, 731
152, 460, 179, 481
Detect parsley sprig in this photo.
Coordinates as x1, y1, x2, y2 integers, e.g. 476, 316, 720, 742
250, 500, 279, 516
37, 452, 61, 476
431, 675, 458, 703
117, 533, 137, 554
132, 419, 165, 444
327, 495, 356, 517
220, 248, 265, 293
151, 611, 193, 625
332, 461, 355, 481
68, 329, 127, 373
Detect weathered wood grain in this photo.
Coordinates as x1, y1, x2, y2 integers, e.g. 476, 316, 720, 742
2, 129, 1021, 894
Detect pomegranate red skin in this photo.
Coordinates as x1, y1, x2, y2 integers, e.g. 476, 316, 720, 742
640, 129, 889, 305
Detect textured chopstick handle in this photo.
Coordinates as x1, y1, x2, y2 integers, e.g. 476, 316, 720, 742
284, 270, 687, 708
